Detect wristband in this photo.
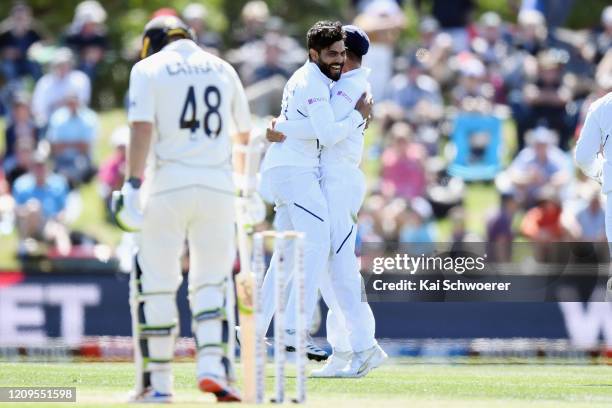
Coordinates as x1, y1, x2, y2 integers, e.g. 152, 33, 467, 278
127, 177, 142, 189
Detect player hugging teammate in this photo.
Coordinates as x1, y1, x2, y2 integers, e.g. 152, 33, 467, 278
260, 21, 387, 378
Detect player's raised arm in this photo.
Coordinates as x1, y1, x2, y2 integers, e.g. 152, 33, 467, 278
575, 100, 604, 183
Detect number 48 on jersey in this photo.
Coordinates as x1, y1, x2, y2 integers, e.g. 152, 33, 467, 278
180, 85, 223, 140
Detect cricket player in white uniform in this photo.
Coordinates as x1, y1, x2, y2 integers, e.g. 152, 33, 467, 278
268, 25, 386, 377
574, 91, 612, 299
112, 16, 253, 403
259, 21, 371, 361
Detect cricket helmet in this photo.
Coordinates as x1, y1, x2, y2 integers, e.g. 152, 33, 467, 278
140, 15, 194, 59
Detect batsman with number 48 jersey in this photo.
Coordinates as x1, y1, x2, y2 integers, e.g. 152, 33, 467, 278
112, 15, 253, 403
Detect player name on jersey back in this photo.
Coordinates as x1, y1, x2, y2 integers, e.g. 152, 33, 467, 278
128, 39, 252, 195
165, 61, 226, 76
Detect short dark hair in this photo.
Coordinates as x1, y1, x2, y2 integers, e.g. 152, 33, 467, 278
346, 49, 362, 64
306, 20, 345, 55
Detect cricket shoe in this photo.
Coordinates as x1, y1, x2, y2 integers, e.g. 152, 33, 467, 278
198, 375, 241, 402
128, 387, 173, 403
310, 350, 351, 377
284, 329, 329, 361
338, 344, 387, 378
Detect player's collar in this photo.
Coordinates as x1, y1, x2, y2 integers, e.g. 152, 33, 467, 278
306, 61, 334, 86
340, 66, 371, 79
163, 38, 200, 52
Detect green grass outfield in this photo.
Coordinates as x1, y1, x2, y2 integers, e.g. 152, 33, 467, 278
1, 362, 611, 407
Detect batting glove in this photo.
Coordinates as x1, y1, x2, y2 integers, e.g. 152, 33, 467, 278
111, 178, 144, 232
235, 192, 266, 230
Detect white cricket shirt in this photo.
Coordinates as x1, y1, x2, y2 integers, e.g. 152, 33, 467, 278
261, 61, 364, 171
273, 67, 370, 168
575, 91, 612, 193
128, 39, 252, 194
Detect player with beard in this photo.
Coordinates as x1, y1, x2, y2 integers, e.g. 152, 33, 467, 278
263, 25, 386, 377
259, 20, 372, 360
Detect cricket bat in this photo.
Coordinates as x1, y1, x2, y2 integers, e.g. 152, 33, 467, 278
233, 133, 265, 403
235, 214, 257, 403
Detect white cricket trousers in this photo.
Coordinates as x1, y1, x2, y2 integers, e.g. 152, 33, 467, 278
606, 193, 612, 250
259, 166, 331, 332
259, 165, 376, 353
321, 164, 376, 353
132, 185, 236, 394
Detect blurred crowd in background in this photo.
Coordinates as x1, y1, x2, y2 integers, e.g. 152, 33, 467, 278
0, 0, 611, 265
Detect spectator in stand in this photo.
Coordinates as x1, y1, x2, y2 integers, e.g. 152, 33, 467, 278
358, 193, 388, 244
355, 0, 406, 101
13, 151, 71, 256
513, 49, 574, 150
228, 17, 304, 115
240, 32, 293, 116
486, 192, 518, 262
448, 206, 480, 243
407, 16, 456, 90
582, 6, 612, 65
416, 0, 474, 52
98, 125, 128, 219
183, 3, 222, 54
471, 12, 510, 102
227, 14, 303, 79
471, 12, 510, 66
521, 0, 575, 30
572, 184, 606, 242
46, 89, 97, 188
506, 127, 571, 209
451, 56, 495, 113
247, 33, 291, 85
32, 47, 90, 128
5, 136, 34, 188
3, 93, 39, 175
0, 2, 42, 84
263, 16, 308, 68
386, 54, 443, 123
416, 16, 440, 51
63, 0, 108, 81
233, 1, 269, 46
398, 196, 437, 253
520, 186, 566, 260
514, 9, 549, 57
380, 122, 427, 200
